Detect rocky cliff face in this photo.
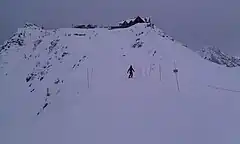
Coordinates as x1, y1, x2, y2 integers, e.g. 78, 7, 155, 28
198, 46, 240, 67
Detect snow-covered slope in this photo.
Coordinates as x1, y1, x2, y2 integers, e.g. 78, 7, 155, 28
1, 22, 240, 144
198, 46, 240, 67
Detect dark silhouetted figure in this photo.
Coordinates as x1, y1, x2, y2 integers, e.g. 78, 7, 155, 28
127, 65, 135, 78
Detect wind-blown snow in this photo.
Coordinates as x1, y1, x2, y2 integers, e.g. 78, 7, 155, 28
1, 23, 240, 144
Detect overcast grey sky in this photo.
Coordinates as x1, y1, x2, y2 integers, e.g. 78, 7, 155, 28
1, 0, 240, 55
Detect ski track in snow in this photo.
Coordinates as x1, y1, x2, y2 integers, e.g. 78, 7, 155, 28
1, 23, 240, 144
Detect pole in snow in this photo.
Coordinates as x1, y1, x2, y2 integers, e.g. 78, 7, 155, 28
91, 68, 93, 79
159, 64, 162, 81
87, 68, 93, 89
149, 64, 152, 76
173, 61, 180, 92
159, 57, 162, 82
91, 68, 93, 88
87, 68, 90, 88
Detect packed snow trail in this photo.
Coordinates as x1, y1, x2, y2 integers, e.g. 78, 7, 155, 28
1, 23, 240, 144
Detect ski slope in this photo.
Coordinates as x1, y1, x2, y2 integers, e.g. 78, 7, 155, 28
1, 23, 240, 144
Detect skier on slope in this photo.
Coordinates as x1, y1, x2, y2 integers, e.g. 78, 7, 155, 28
127, 65, 135, 78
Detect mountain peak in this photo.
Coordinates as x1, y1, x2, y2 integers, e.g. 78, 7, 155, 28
24, 22, 42, 30
198, 46, 240, 67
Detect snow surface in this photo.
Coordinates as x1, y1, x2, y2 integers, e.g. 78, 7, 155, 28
1, 23, 240, 144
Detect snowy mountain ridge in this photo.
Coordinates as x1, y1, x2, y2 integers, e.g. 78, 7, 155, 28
1, 19, 240, 144
197, 46, 240, 67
